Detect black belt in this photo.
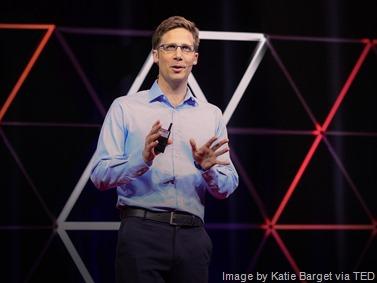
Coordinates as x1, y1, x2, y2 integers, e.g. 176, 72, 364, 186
119, 206, 203, 227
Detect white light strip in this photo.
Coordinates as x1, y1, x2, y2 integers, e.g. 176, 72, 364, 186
57, 229, 95, 283
223, 37, 267, 124
58, 155, 95, 223
126, 52, 154, 95
200, 31, 264, 41
188, 74, 207, 102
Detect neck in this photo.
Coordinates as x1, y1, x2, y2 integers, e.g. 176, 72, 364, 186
157, 78, 188, 107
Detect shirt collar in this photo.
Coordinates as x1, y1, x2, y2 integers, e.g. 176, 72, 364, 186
148, 81, 198, 107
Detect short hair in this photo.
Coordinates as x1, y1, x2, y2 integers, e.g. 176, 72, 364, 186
152, 16, 200, 51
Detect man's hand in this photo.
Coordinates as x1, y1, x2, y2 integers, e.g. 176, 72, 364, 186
189, 136, 230, 170
143, 121, 172, 163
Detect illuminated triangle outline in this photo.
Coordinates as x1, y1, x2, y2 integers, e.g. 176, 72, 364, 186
56, 31, 267, 282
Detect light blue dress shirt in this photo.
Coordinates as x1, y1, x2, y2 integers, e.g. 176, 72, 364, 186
90, 81, 238, 221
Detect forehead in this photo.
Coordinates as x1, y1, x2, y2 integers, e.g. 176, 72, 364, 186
160, 28, 195, 44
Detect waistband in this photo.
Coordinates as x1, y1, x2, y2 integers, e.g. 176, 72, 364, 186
119, 206, 203, 227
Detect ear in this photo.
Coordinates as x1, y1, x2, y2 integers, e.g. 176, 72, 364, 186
152, 49, 159, 64
192, 52, 199, 65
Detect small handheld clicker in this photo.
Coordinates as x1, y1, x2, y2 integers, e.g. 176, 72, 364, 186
155, 123, 172, 153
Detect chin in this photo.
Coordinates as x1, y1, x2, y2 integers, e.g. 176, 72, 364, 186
169, 74, 188, 81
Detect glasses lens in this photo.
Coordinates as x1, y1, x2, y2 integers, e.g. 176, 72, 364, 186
181, 45, 194, 52
165, 44, 177, 51
159, 44, 195, 53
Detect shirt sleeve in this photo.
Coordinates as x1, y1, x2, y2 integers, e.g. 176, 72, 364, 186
201, 107, 239, 199
90, 99, 150, 191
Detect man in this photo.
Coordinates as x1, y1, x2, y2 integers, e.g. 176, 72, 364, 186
90, 16, 238, 283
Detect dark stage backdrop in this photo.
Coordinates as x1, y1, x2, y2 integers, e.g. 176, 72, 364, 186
1, 1, 376, 282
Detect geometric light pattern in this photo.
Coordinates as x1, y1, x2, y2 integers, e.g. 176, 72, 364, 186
57, 30, 267, 283
1, 24, 376, 282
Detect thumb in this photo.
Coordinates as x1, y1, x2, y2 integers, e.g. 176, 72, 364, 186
189, 138, 197, 152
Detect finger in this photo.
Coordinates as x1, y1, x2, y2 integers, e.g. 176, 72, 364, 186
145, 121, 160, 144
145, 132, 161, 144
214, 147, 229, 157
216, 160, 230, 166
211, 138, 229, 151
148, 132, 161, 142
189, 138, 197, 152
146, 140, 159, 151
151, 141, 159, 155
204, 136, 218, 148
150, 120, 161, 134
145, 133, 160, 147
167, 138, 173, 145
152, 120, 160, 127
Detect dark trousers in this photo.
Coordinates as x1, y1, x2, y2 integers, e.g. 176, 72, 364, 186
115, 216, 212, 283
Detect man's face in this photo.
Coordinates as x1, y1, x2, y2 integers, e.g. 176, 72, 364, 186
153, 28, 198, 87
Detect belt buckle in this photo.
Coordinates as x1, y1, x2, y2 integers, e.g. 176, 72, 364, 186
169, 211, 178, 226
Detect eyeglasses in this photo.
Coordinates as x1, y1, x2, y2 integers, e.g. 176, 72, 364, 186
158, 43, 196, 54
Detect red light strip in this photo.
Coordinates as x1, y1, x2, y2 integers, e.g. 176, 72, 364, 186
0, 24, 54, 30
321, 40, 372, 131
271, 230, 305, 281
353, 231, 376, 270
322, 137, 375, 221
0, 24, 55, 122
271, 40, 373, 226
246, 229, 272, 272
230, 149, 269, 220
274, 224, 374, 230
271, 134, 323, 224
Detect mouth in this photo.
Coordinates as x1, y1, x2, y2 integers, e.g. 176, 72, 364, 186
171, 65, 186, 72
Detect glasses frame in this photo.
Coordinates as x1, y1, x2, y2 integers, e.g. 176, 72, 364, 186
158, 43, 197, 54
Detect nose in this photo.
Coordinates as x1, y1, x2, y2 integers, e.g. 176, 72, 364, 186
173, 47, 183, 59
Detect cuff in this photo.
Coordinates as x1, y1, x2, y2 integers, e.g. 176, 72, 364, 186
194, 161, 206, 172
